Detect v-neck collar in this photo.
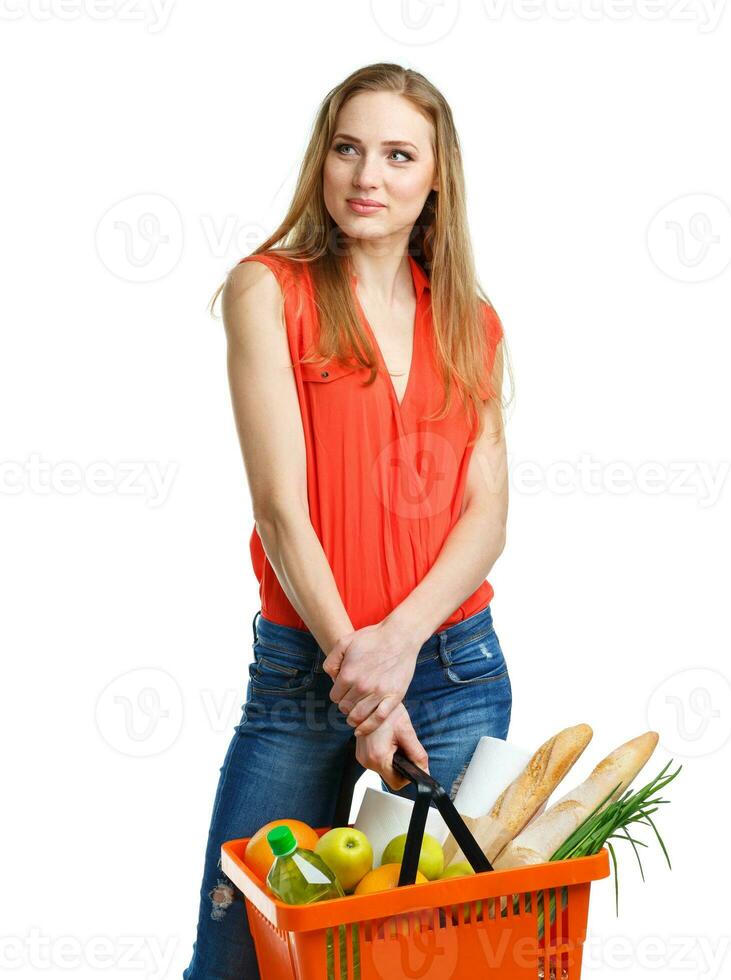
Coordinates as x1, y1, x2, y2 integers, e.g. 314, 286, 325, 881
349, 254, 430, 415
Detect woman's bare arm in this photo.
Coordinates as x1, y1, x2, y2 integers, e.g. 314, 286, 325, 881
221, 260, 354, 654
222, 259, 429, 783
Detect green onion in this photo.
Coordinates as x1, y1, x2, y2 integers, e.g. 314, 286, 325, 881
537, 760, 681, 936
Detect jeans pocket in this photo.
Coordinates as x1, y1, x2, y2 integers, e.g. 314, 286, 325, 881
249, 642, 316, 695
443, 628, 509, 686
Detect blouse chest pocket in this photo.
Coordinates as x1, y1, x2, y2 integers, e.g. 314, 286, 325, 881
299, 358, 360, 384
299, 360, 364, 440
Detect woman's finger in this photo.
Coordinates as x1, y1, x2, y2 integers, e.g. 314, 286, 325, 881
353, 695, 399, 736
346, 692, 381, 728
393, 711, 429, 774
322, 648, 345, 680
379, 747, 409, 791
328, 671, 353, 706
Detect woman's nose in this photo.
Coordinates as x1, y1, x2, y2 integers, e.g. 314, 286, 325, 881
352, 157, 382, 190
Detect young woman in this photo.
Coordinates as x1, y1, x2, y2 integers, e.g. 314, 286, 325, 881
183, 62, 513, 979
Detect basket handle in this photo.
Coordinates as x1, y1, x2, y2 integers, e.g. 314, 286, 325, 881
332, 736, 493, 887
392, 750, 493, 885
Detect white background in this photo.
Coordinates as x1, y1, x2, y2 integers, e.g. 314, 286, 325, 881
2, 1, 729, 978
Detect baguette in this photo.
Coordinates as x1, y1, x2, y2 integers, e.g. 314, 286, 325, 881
444, 723, 593, 868
493, 730, 659, 869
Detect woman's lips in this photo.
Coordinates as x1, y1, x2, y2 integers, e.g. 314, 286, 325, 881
347, 199, 386, 215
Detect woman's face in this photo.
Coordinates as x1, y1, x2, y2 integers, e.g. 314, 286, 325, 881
322, 91, 438, 247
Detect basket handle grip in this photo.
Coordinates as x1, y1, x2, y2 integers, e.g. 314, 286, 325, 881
331, 737, 493, 887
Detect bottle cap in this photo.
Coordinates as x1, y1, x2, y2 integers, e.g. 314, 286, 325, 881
267, 825, 297, 857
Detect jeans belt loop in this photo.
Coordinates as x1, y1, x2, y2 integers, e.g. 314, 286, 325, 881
437, 628, 450, 668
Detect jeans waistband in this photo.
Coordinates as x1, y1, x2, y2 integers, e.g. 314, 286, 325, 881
251, 604, 494, 665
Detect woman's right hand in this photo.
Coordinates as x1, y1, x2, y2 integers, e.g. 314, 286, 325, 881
355, 702, 429, 791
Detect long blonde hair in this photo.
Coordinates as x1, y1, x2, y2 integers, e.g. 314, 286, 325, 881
210, 62, 513, 443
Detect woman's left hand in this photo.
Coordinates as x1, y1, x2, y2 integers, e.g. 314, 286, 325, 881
323, 620, 421, 736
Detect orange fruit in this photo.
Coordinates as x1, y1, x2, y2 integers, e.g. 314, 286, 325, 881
244, 819, 319, 882
354, 863, 427, 895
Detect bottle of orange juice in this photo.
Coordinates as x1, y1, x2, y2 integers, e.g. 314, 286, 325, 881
266, 825, 344, 904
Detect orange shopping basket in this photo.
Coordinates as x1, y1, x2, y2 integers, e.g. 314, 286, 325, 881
222, 740, 610, 980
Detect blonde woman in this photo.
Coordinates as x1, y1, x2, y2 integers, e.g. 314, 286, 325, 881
183, 62, 513, 979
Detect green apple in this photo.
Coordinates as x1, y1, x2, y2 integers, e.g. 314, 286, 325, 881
381, 832, 444, 881
439, 861, 483, 923
314, 827, 373, 894
439, 861, 475, 880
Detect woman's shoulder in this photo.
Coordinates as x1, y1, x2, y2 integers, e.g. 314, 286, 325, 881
229, 251, 313, 337
479, 297, 504, 345
236, 250, 310, 291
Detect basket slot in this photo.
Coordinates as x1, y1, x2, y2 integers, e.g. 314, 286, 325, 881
324, 921, 362, 978
454, 901, 466, 927
430, 905, 441, 933
347, 921, 360, 977
370, 910, 430, 943
535, 885, 577, 979
559, 884, 570, 979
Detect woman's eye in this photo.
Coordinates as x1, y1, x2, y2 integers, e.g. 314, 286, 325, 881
333, 143, 412, 162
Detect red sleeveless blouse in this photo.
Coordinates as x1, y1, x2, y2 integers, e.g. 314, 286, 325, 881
238, 252, 504, 634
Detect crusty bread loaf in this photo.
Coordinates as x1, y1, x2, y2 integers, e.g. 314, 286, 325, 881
493, 731, 659, 869
444, 724, 593, 868
489, 724, 594, 837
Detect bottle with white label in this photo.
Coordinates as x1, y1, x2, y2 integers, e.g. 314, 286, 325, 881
266, 825, 345, 904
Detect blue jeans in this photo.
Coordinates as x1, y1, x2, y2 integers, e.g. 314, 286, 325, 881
182, 603, 511, 979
